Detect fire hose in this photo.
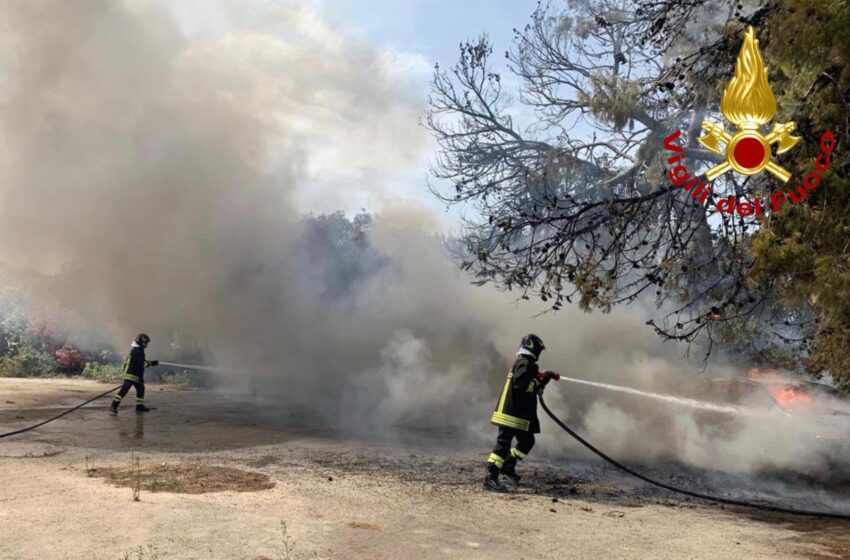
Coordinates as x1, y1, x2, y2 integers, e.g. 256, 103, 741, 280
539, 394, 850, 520
3, 371, 850, 519
0, 362, 231, 439
0, 384, 121, 439
0, 362, 226, 440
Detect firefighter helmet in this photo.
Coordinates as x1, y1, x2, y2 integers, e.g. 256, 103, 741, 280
519, 333, 545, 359
135, 333, 151, 347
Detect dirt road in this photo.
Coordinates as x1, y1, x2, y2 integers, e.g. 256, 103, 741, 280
0, 378, 846, 559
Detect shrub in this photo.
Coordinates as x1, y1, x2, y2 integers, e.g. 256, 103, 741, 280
158, 369, 205, 387
81, 361, 122, 383
0, 346, 56, 377
55, 342, 86, 372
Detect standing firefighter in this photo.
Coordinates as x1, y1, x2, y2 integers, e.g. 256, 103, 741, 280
484, 334, 559, 492
109, 333, 159, 414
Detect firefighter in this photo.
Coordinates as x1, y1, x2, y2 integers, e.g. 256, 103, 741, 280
484, 333, 559, 492
109, 333, 159, 414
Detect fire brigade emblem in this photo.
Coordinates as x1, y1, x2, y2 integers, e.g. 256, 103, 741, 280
699, 26, 799, 182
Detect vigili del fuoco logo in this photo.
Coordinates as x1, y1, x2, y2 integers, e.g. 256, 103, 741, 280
663, 26, 836, 218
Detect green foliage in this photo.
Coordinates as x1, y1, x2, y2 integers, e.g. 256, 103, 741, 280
158, 369, 205, 387
0, 307, 28, 357
746, 0, 850, 386
81, 350, 121, 382
0, 283, 30, 358
297, 211, 387, 301
81, 361, 122, 383
581, 77, 642, 132
0, 345, 56, 377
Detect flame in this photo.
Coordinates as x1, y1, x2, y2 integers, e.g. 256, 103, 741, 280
747, 367, 778, 380
720, 26, 776, 128
770, 387, 813, 407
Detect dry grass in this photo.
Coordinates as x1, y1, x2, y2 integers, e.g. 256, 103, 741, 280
347, 522, 382, 531
131, 452, 141, 501
92, 463, 275, 494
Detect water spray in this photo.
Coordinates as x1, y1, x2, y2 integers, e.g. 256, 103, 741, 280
556, 375, 744, 415
4, 362, 850, 518
161, 366, 745, 416
157, 361, 233, 374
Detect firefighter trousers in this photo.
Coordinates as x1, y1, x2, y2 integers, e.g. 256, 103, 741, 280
488, 426, 535, 470
111, 379, 145, 409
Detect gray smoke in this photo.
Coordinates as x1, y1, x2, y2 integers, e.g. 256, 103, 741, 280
0, 0, 845, 486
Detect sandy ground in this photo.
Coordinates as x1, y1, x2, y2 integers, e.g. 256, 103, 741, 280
1, 378, 848, 560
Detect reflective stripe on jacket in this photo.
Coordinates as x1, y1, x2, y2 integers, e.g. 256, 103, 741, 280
122, 344, 151, 382
490, 355, 542, 433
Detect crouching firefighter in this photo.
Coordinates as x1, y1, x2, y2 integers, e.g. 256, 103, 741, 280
109, 333, 159, 414
484, 334, 559, 492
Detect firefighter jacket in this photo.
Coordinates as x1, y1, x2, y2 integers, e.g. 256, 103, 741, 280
491, 354, 544, 433
122, 342, 153, 382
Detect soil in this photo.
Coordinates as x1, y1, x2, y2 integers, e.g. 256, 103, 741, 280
1, 377, 849, 560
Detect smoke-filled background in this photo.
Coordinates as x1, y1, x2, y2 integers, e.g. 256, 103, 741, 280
0, 0, 846, 481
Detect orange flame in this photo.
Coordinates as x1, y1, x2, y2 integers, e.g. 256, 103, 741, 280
770, 387, 813, 407
720, 26, 776, 128
747, 367, 778, 380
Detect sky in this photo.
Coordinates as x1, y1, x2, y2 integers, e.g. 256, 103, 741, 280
151, 0, 539, 228
308, 0, 537, 224
313, 0, 537, 221
315, 0, 536, 68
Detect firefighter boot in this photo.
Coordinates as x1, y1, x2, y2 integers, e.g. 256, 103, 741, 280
108, 403, 118, 415
501, 456, 522, 486
136, 404, 151, 413
483, 463, 507, 492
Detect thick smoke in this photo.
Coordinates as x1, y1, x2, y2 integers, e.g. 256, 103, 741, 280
0, 0, 845, 484
0, 0, 426, 375
0, 0, 511, 416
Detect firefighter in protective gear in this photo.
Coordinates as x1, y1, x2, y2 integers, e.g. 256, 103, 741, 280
484, 334, 559, 492
109, 333, 159, 414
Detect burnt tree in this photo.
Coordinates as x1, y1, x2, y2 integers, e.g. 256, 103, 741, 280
426, 0, 800, 361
